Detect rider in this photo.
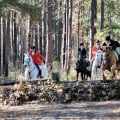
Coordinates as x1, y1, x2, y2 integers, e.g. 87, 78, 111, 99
101, 35, 120, 61
78, 42, 90, 67
92, 40, 101, 60
29, 45, 46, 77
78, 43, 86, 60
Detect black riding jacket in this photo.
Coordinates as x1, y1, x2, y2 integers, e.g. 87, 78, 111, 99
78, 48, 86, 58
101, 39, 120, 50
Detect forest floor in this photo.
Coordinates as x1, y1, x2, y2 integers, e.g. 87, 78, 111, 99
0, 100, 120, 120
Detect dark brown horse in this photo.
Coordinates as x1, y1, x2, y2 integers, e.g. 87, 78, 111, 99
101, 46, 120, 80
75, 51, 91, 81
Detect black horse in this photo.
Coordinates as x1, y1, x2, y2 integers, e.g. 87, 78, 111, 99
75, 52, 91, 81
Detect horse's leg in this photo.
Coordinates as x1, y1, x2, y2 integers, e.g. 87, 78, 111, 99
102, 70, 106, 80
111, 64, 116, 79
99, 68, 102, 80
83, 72, 86, 80
76, 71, 79, 81
91, 66, 95, 80
83, 73, 86, 80
81, 72, 84, 80
91, 60, 96, 80
116, 70, 120, 78
25, 70, 29, 81
31, 69, 39, 81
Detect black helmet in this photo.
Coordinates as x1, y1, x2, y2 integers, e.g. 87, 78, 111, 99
96, 40, 99, 43
80, 43, 84, 46
105, 35, 110, 41
31, 45, 36, 49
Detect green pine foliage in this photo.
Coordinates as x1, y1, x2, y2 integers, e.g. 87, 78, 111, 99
0, 0, 42, 21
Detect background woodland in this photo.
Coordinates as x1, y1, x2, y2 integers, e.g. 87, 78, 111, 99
0, 0, 120, 80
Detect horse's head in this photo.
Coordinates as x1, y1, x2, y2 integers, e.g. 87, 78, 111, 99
24, 53, 32, 67
101, 46, 113, 66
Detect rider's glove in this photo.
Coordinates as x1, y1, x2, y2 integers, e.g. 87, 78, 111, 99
43, 60, 45, 64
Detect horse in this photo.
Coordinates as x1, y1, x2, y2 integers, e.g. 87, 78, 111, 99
24, 53, 48, 81
75, 52, 91, 81
91, 50, 102, 80
24, 53, 40, 81
101, 46, 120, 80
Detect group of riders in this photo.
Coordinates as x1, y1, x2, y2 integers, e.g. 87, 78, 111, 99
78, 35, 120, 65
28, 35, 120, 79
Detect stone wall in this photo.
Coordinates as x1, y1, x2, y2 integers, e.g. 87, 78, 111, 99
0, 80, 120, 105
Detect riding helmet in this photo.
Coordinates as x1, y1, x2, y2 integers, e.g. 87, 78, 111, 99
105, 35, 110, 41
31, 45, 36, 49
80, 43, 84, 46
96, 40, 99, 43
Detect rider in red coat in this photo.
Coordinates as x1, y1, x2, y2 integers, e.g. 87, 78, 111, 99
92, 40, 101, 60
29, 45, 45, 66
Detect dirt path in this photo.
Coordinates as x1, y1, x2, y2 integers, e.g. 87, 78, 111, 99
0, 101, 120, 120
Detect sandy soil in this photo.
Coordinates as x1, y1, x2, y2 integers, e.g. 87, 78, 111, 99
0, 101, 120, 120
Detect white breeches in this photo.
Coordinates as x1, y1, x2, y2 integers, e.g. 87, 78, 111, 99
38, 65, 48, 77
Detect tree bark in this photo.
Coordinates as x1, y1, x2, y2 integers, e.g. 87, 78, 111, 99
57, 0, 62, 61
100, 0, 104, 30
0, 17, 1, 75
67, 0, 72, 73
89, 0, 95, 60
3, 18, 6, 75
61, 0, 66, 69
4, 13, 10, 76
13, 12, 18, 67
46, 0, 53, 70
42, 0, 47, 57
35, 23, 38, 50
64, 0, 69, 72
54, 0, 58, 60
78, 2, 80, 50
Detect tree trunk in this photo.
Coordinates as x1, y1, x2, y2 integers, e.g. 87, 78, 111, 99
94, 0, 97, 20
46, 0, 53, 70
64, 0, 69, 72
89, 0, 95, 60
0, 17, 1, 75
54, 0, 58, 60
25, 15, 30, 52
100, 0, 104, 30
67, 0, 73, 73
35, 24, 38, 50
4, 13, 11, 76
78, 2, 80, 50
3, 18, 6, 75
13, 12, 18, 67
57, 0, 62, 62
42, 0, 47, 57
39, 22, 42, 53
61, 0, 66, 69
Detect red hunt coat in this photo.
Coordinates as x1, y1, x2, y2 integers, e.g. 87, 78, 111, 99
29, 51, 45, 65
92, 45, 100, 60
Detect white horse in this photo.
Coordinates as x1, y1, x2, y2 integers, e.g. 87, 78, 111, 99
24, 53, 48, 81
91, 50, 102, 80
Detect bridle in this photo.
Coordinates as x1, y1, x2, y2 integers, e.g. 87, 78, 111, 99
24, 55, 36, 74
102, 50, 114, 67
